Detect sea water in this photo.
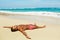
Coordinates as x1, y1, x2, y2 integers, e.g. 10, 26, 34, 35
0, 8, 60, 18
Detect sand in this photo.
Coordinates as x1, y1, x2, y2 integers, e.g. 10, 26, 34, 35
0, 15, 60, 40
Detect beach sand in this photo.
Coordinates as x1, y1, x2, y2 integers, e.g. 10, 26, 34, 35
0, 14, 60, 40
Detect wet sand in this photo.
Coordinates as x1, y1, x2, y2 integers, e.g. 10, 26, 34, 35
0, 15, 60, 40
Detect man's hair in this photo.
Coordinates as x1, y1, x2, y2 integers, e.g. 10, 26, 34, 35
11, 27, 18, 32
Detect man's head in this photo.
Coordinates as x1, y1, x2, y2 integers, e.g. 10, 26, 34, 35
11, 26, 18, 32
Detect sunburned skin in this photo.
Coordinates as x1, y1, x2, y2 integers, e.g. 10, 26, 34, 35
3, 24, 46, 39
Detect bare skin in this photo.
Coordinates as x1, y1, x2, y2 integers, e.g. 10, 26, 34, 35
3, 24, 46, 39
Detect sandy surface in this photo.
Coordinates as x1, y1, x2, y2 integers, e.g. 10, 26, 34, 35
0, 15, 60, 40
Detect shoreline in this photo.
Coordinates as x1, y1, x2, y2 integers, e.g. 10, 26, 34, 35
0, 11, 60, 18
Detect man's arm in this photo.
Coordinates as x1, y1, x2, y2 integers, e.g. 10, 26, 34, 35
3, 26, 12, 29
19, 28, 31, 39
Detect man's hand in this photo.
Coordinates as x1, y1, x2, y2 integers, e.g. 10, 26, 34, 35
26, 36, 31, 39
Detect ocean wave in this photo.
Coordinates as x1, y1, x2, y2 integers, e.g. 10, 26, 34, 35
0, 11, 60, 18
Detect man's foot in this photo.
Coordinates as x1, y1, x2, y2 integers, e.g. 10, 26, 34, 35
42, 25, 46, 28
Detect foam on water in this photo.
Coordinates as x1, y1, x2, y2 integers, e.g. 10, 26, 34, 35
0, 11, 60, 18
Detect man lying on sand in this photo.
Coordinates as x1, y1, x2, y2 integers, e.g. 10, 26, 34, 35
3, 24, 46, 39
